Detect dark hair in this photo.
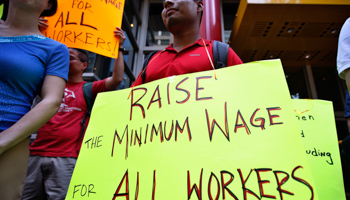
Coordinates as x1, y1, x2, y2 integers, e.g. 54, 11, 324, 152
71, 48, 89, 63
40, 0, 57, 17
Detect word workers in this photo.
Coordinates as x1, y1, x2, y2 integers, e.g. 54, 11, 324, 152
111, 166, 314, 200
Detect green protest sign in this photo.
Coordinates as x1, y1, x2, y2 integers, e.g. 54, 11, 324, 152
66, 60, 318, 200
293, 99, 346, 200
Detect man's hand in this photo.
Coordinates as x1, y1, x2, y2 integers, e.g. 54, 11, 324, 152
114, 27, 126, 47
38, 17, 48, 30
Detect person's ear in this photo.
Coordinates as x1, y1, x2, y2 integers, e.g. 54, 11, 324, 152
82, 62, 88, 71
45, 2, 52, 10
197, 1, 204, 13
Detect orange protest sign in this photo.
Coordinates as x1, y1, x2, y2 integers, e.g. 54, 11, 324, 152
41, 0, 125, 59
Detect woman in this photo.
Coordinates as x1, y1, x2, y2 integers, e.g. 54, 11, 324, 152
0, 0, 69, 199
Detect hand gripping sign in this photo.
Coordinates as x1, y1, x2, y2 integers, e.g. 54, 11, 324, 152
42, 0, 125, 59
66, 60, 319, 200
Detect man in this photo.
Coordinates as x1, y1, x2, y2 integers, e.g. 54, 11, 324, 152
337, 18, 350, 129
337, 18, 350, 174
132, 0, 242, 86
21, 28, 125, 200
337, 18, 350, 91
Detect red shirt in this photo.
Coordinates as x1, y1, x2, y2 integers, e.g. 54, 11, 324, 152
132, 39, 242, 86
29, 79, 106, 158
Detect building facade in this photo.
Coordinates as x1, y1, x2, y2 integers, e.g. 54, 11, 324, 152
1, 0, 349, 195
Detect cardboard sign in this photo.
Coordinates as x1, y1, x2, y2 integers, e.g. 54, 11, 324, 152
41, 0, 125, 59
66, 60, 318, 200
293, 99, 346, 200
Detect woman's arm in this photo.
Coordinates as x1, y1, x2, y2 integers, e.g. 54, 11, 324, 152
0, 75, 66, 155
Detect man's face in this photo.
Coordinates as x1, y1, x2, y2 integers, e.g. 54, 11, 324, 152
161, 0, 201, 31
68, 49, 87, 75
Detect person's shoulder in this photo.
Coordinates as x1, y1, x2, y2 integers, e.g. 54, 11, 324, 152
42, 38, 69, 59
341, 18, 350, 31
66, 81, 86, 88
80, 81, 91, 88
209, 40, 230, 49
209, 40, 225, 44
93, 79, 107, 84
210, 40, 230, 51
345, 17, 350, 24
92, 79, 107, 89
44, 37, 68, 49
90, 79, 107, 94
203, 39, 214, 45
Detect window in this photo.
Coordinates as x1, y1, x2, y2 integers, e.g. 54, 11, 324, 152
124, 0, 142, 38
160, 39, 170, 45
313, 67, 344, 111
284, 66, 310, 99
222, 2, 240, 43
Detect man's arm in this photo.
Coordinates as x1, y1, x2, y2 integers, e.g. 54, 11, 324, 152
0, 75, 66, 155
227, 47, 243, 66
105, 27, 126, 91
